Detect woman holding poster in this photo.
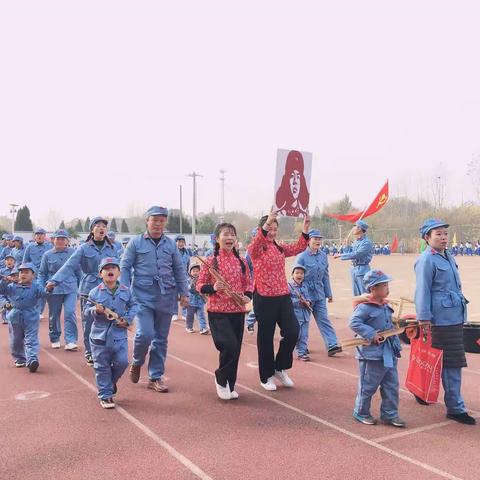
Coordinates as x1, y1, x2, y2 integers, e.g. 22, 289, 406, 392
275, 150, 310, 217
247, 210, 310, 391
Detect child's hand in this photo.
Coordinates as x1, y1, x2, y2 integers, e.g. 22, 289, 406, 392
46, 282, 55, 291
95, 304, 105, 314
372, 333, 384, 344
327, 297, 333, 303
116, 318, 128, 329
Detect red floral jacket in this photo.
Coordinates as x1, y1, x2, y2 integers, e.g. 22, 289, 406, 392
196, 250, 253, 313
247, 230, 309, 297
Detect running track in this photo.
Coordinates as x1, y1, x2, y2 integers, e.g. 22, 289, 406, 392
1, 255, 479, 480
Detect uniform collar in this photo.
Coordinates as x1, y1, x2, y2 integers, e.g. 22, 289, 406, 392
99, 281, 120, 292
307, 246, 321, 256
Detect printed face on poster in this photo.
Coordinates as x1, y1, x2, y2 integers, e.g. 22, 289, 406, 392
273, 149, 312, 217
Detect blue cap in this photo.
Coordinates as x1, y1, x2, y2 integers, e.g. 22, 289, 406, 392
292, 263, 306, 274
419, 218, 449, 238
363, 269, 392, 292
52, 229, 70, 239
356, 220, 369, 231
18, 262, 36, 274
34, 228, 46, 235
5, 234, 13, 241
4, 253, 15, 260
121, 237, 130, 243
145, 206, 168, 218
308, 229, 323, 238
10, 267, 19, 275
13, 235, 23, 242
89, 217, 109, 231
107, 231, 116, 239
175, 235, 186, 242
98, 257, 120, 272
2, 234, 8, 240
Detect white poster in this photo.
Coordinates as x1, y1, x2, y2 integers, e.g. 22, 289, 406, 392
273, 148, 312, 217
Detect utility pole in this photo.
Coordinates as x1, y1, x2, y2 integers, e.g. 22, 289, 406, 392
187, 172, 202, 248
179, 185, 183, 235
338, 224, 343, 245
9, 204, 19, 234
220, 169, 226, 222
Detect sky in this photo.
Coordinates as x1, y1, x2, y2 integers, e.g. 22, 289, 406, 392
1, 0, 480, 229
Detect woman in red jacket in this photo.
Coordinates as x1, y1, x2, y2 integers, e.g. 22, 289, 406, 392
247, 210, 311, 391
197, 223, 253, 401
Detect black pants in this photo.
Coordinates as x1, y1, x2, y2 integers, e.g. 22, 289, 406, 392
208, 312, 245, 391
253, 293, 299, 383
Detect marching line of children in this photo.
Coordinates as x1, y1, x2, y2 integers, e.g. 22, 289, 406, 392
1, 214, 476, 427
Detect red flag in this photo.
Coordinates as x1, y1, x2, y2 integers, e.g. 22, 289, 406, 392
327, 181, 389, 223
391, 234, 399, 253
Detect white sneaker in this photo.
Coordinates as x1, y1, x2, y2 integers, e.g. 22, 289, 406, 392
274, 370, 294, 387
215, 380, 231, 400
260, 376, 277, 391
200, 328, 210, 335
64, 343, 78, 351
230, 390, 239, 399
171, 315, 178, 322
51, 342, 61, 349
185, 328, 195, 333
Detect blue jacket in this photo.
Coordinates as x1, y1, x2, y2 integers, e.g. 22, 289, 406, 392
38, 247, 81, 295
120, 233, 188, 305
340, 235, 374, 275
10, 246, 26, 267
288, 280, 312, 323
0, 280, 47, 320
350, 302, 401, 365
51, 240, 118, 295
295, 247, 332, 301
84, 282, 139, 342
188, 276, 205, 308
178, 248, 191, 272
23, 241, 52, 269
414, 246, 467, 326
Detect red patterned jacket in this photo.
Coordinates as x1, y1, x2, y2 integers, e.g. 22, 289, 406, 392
196, 250, 253, 313
247, 230, 309, 297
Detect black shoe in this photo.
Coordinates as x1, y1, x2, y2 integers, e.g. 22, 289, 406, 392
113, 383, 117, 395
85, 353, 94, 366
447, 412, 476, 425
327, 346, 342, 357
100, 398, 115, 409
413, 394, 429, 406
28, 360, 39, 373
246, 325, 254, 334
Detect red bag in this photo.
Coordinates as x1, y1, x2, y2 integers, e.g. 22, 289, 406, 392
405, 327, 443, 403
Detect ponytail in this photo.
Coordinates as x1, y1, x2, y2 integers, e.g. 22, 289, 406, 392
233, 247, 246, 275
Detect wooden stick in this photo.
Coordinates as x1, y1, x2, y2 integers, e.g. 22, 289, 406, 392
194, 256, 246, 308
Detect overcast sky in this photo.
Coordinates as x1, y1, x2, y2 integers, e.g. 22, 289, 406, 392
1, 0, 479, 228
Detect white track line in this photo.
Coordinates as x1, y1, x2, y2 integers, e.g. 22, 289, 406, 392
372, 413, 480, 443
41, 348, 214, 480
167, 352, 463, 480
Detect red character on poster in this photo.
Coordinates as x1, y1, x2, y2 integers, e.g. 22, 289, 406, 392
275, 150, 310, 217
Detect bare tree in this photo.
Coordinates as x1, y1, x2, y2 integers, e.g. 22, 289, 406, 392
432, 163, 447, 211
467, 152, 480, 204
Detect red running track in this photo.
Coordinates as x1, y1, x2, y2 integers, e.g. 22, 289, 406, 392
1, 311, 479, 480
